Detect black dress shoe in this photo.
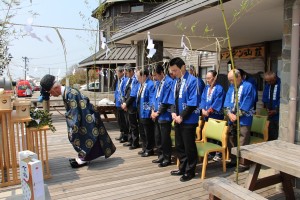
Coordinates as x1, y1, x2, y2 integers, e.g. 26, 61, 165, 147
69, 160, 87, 168
141, 151, 154, 157
152, 158, 163, 163
170, 170, 184, 176
180, 174, 195, 182
138, 150, 145, 155
123, 142, 132, 147
120, 138, 128, 143
158, 161, 171, 167
129, 145, 139, 150
69, 158, 76, 163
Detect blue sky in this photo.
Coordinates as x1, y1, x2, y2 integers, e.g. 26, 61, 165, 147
3, 0, 99, 80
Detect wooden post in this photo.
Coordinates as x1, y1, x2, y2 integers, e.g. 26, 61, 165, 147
42, 100, 50, 112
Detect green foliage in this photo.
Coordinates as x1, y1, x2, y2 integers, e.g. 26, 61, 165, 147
203, 24, 213, 37
27, 108, 56, 132
61, 68, 88, 86
94, 2, 112, 19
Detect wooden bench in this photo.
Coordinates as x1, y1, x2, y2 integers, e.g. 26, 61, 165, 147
203, 177, 267, 200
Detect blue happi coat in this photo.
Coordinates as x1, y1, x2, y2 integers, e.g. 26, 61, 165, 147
169, 71, 200, 124
128, 76, 139, 109
114, 76, 127, 107
224, 81, 255, 126
262, 77, 281, 121
138, 78, 155, 119
153, 75, 174, 122
63, 87, 116, 161
200, 84, 225, 121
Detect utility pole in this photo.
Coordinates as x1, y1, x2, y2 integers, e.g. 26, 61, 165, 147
22, 57, 29, 80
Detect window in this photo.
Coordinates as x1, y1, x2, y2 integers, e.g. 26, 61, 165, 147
131, 5, 144, 13
121, 4, 130, 13
201, 66, 214, 82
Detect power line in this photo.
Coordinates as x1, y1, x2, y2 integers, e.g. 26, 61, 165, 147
22, 56, 29, 80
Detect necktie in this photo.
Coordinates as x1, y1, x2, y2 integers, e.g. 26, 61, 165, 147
138, 84, 143, 97
137, 84, 143, 105
176, 79, 181, 98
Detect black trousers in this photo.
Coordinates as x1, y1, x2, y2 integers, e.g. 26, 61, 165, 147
140, 118, 155, 153
268, 120, 279, 141
159, 121, 172, 162
125, 110, 139, 146
117, 107, 129, 135
174, 123, 198, 175
154, 119, 162, 158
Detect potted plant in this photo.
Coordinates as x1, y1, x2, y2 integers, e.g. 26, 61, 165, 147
27, 108, 56, 132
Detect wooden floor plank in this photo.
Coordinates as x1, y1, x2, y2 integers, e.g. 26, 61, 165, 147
0, 111, 289, 199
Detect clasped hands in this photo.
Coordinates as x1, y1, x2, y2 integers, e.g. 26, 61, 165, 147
121, 103, 127, 111
172, 113, 183, 124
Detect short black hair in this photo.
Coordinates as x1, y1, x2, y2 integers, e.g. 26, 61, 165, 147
40, 74, 55, 91
238, 68, 247, 77
139, 68, 149, 77
169, 57, 185, 69
154, 64, 164, 75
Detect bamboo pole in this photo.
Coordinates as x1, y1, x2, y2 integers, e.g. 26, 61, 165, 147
219, 0, 241, 183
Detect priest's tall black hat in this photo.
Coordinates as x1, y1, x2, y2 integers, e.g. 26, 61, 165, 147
40, 74, 55, 92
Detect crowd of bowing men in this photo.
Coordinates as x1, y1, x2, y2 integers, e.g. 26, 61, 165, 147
114, 57, 280, 182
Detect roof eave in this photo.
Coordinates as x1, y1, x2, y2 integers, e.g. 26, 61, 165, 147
110, 0, 222, 43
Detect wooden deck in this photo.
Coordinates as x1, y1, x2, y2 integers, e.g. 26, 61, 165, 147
0, 111, 291, 199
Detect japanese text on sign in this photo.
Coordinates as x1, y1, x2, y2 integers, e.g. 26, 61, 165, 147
221, 46, 265, 60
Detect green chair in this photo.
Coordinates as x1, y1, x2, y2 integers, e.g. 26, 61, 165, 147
195, 116, 204, 141
171, 116, 203, 147
258, 108, 268, 116
195, 118, 228, 179
250, 115, 269, 144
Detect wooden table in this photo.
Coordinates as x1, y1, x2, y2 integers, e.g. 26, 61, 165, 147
97, 105, 117, 122
232, 140, 299, 200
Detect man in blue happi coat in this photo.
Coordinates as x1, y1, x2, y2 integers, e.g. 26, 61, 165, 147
224, 69, 256, 172
169, 57, 199, 182
40, 74, 116, 168
262, 71, 281, 141
121, 64, 140, 149
151, 65, 174, 167
114, 66, 129, 142
136, 68, 156, 157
